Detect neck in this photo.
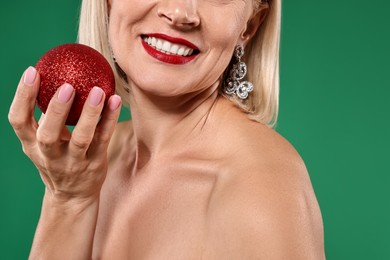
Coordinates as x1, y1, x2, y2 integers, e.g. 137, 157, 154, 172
127, 82, 221, 168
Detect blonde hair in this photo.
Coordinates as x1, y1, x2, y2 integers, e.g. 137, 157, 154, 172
78, 0, 281, 127
235, 0, 280, 127
78, 0, 130, 103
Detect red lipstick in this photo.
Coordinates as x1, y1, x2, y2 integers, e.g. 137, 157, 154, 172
141, 34, 199, 65
147, 33, 199, 50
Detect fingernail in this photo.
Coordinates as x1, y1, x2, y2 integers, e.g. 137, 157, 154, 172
58, 83, 74, 103
108, 95, 122, 111
89, 87, 104, 106
24, 66, 37, 85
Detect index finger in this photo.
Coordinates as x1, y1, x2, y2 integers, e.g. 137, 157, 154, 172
8, 66, 40, 144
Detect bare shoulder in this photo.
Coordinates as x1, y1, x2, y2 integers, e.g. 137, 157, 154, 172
107, 120, 134, 162
205, 115, 325, 259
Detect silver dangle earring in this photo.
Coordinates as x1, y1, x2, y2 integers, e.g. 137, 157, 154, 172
224, 45, 253, 100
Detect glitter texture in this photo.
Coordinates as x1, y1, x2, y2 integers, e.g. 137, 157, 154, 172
36, 43, 115, 125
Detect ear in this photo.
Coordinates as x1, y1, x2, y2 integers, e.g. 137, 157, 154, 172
240, 4, 269, 46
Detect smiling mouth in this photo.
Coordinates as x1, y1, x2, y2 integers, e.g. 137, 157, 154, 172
141, 35, 199, 57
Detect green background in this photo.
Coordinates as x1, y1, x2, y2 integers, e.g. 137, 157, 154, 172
1, 0, 389, 259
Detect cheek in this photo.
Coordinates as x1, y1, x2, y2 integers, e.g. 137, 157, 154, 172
107, 5, 140, 63
202, 5, 248, 48
108, 1, 146, 38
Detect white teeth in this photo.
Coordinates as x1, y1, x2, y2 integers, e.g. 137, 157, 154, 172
170, 44, 179, 54
162, 41, 171, 52
143, 36, 195, 56
156, 39, 163, 50
178, 47, 185, 56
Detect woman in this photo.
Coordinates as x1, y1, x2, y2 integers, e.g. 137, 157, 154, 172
9, 0, 325, 259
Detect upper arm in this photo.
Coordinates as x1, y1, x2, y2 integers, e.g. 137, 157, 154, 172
248, 189, 326, 260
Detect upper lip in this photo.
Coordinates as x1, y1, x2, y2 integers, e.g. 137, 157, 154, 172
143, 33, 200, 51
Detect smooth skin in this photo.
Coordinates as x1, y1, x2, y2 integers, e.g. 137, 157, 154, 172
9, 0, 325, 259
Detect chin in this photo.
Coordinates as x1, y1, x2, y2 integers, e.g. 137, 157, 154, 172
129, 77, 193, 97
125, 67, 201, 97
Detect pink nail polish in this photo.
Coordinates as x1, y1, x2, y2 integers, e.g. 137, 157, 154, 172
109, 95, 122, 111
58, 83, 74, 103
24, 66, 37, 85
89, 87, 104, 106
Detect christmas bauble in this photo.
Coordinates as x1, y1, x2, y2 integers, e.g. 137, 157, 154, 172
36, 43, 115, 125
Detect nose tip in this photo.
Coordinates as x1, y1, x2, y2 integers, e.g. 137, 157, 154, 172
158, 1, 200, 29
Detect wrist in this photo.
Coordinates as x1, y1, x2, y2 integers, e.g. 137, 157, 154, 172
42, 188, 100, 215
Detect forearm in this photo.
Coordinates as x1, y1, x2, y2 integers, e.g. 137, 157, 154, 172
29, 189, 99, 260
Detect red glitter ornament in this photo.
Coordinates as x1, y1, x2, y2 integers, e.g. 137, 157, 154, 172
36, 43, 115, 125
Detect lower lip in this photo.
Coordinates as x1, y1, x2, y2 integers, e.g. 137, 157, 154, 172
141, 39, 197, 65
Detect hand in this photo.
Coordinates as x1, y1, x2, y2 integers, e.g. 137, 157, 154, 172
9, 66, 122, 202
